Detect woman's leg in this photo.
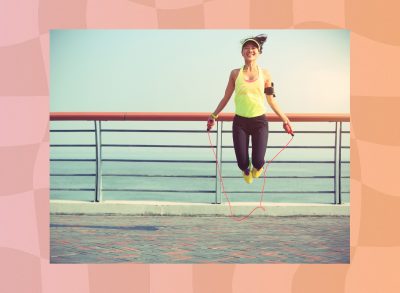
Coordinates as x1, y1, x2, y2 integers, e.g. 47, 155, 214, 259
232, 116, 250, 171
251, 117, 269, 170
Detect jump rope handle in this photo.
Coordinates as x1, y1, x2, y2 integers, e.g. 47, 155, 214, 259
207, 115, 217, 132
206, 118, 213, 132
283, 122, 294, 136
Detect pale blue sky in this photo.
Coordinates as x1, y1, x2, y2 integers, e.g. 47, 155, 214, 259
50, 29, 349, 114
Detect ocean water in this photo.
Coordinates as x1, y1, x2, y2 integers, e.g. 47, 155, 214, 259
50, 120, 350, 204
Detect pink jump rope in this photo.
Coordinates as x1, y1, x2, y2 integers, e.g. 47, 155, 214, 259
207, 117, 294, 222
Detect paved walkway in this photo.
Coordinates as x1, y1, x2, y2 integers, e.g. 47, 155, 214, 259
50, 215, 349, 264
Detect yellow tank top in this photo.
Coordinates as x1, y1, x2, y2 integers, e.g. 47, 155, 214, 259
234, 66, 267, 118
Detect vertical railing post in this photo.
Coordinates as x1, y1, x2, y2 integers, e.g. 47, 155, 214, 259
218, 121, 223, 204
94, 121, 103, 202
213, 122, 218, 204
333, 122, 338, 204
338, 122, 343, 204
214, 121, 222, 204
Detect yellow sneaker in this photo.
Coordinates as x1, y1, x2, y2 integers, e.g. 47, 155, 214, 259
251, 167, 264, 178
242, 168, 253, 184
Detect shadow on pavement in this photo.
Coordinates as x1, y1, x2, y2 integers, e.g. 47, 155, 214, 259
50, 223, 160, 231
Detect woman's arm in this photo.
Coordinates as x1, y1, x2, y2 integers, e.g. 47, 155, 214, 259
264, 78, 290, 124
264, 75, 294, 135
266, 95, 290, 124
211, 70, 236, 117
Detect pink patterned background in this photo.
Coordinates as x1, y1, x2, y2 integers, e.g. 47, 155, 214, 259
1, 0, 400, 292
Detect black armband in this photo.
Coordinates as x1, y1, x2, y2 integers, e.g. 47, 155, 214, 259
264, 82, 276, 97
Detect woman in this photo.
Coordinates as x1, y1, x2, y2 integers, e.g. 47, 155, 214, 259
207, 34, 293, 184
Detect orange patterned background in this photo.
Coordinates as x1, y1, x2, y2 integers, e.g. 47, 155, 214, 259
1, 0, 400, 292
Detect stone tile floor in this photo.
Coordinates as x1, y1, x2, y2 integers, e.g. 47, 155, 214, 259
50, 215, 349, 264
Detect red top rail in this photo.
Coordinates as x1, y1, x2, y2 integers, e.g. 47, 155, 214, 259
50, 112, 350, 122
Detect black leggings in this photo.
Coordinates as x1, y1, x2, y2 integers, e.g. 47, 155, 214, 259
232, 114, 269, 171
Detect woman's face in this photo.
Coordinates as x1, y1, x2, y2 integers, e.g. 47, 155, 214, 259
241, 42, 260, 61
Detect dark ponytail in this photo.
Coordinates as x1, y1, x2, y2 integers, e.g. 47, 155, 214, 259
254, 34, 267, 49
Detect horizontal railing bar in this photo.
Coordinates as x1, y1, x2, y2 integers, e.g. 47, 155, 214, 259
49, 144, 347, 149
102, 129, 337, 134
51, 159, 96, 162
341, 176, 350, 178
51, 174, 96, 176
50, 188, 336, 194
50, 173, 336, 179
102, 144, 214, 148
222, 160, 335, 163
50, 159, 339, 163
100, 159, 336, 164
50, 174, 336, 179
50, 129, 351, 134
50, 130, 95, 133
102, 129, 210, 133
102, 189, 214, 193
103, 174, 215, 178
222, 146, 335, 149
102, 159, 215, 163
342, 161, 350, 163
225, 191, 334, 194
342, 146, 350, 149
98, 130, 348, 135
54, 145, 347, 150
51, 188, 95, 191
50, 112, 350, 122
47, 160, 342, 163
223, 130, 336, 134
50, 144, 96, 147
222, 176, 334, 179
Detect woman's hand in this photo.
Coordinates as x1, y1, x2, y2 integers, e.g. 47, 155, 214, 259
283, 120, 294, 136
207, 113, 218, 131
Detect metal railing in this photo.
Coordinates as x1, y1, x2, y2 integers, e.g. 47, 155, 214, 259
50, 112, 350, 204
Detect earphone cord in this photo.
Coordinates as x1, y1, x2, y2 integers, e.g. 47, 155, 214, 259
207, 131, 294, 222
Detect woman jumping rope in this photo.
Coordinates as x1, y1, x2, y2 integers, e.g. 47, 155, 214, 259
207, 34, 294, 184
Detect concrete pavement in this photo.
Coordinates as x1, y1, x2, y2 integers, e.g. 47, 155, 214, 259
51, 213, 349, 264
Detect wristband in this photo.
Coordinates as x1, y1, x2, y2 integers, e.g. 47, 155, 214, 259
210, 113, 218, 120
